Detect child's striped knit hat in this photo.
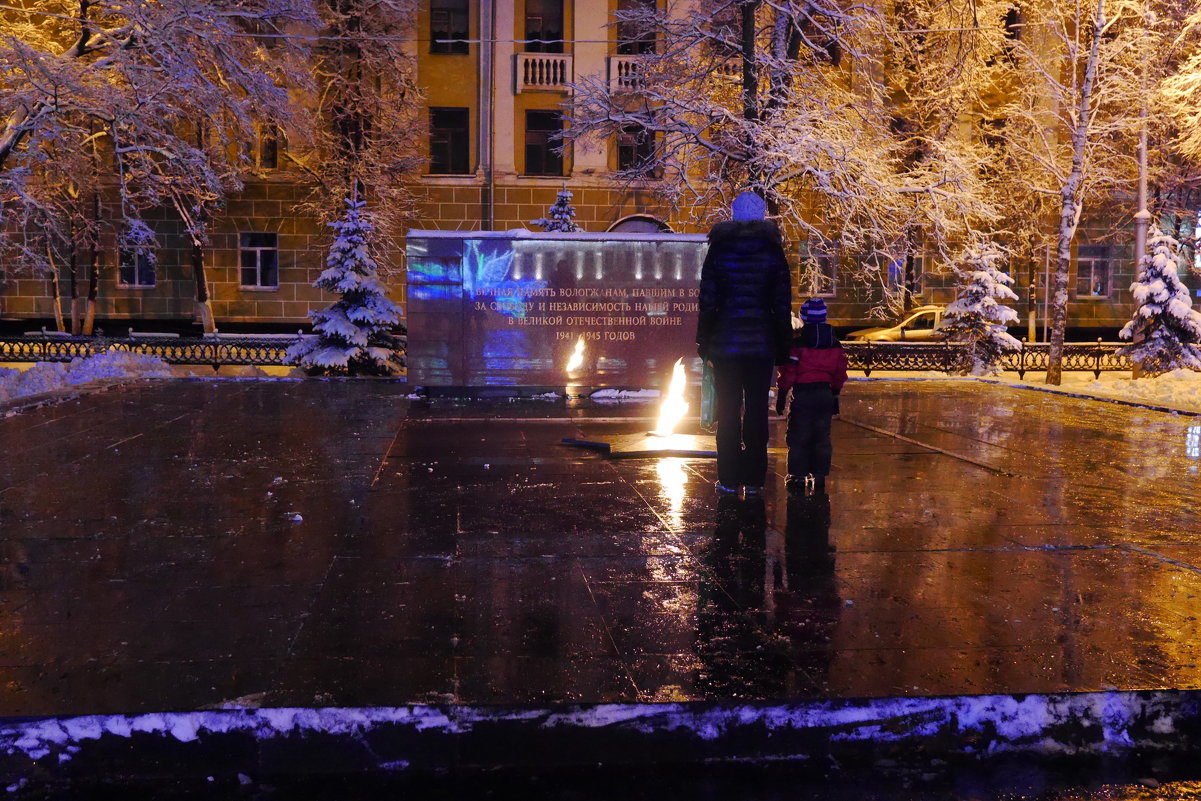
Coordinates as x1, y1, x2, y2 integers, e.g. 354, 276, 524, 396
800, 297, 828, 323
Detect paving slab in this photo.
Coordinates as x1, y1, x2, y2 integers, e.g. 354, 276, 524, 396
0, 378, 1200, 719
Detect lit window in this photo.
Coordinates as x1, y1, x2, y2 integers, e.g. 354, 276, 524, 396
240, 232, 279, 288
1076, 245, 1110, 298
800, 246, 837, 297
888, 253, 925, 294
118, 249, 156, 288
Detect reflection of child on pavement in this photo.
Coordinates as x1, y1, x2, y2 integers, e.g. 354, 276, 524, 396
775, 298, 848, 494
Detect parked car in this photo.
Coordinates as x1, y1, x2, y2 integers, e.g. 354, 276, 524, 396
845, 305, 947, 342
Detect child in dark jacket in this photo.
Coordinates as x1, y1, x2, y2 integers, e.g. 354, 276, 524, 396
776, 298, 848, 492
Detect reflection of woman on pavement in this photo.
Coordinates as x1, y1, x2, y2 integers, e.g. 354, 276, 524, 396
695, 191, 793, 499
695, 494, 840, 698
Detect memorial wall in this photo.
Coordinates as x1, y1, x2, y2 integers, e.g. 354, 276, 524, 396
406, 231, 708, 387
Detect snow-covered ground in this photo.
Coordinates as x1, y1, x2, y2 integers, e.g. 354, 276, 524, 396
849, 368, 1201, 414
0, 352, 174, 405
991, 369, 1201, 414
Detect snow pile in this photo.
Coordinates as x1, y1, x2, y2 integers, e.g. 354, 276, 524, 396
0, 351, 172, 405
993, 369, 1201, 413
0, 691, 1186, 766
1118, 227, 1201, 372
589, 388, 661, 402
1078, 369, 1201, 411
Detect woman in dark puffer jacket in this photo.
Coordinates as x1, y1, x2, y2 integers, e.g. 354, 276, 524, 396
695, 191, 793, 497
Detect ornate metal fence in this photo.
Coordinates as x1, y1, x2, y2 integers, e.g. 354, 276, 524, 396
844, 340, 1131, 378
0, 333, 297, 368
3, 332, 1118, 376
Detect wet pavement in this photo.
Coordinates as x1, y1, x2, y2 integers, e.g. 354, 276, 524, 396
0, 378, 1199, 715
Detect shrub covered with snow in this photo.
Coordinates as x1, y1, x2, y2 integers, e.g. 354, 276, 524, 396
0, 351, 172, 405
940, 242, 1021, 375
1118, 227, 1201, 374
531, 187, 583, 233
286, 198, 405, 376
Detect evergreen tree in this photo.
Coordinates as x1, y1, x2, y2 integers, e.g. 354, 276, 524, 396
531, 186, 583, 232
1118, 227, 1201, 373
287, 198, 404, 375
940, 242, 1020, 375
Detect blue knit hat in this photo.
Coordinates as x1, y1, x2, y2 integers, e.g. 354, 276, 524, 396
800, 297, 828, 323
731, 191, 766, 221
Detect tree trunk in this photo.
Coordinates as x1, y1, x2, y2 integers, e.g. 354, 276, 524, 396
47, 246, 66, 333
82, 239, 99, 336
68, 249, 81, 335
193, 238, 216, 334
1045, 210, 1073, 385
1046, 0, 1104, 386
741, 0, 760, 186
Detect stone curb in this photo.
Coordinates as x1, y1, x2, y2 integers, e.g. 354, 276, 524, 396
0, 690, 1196, 784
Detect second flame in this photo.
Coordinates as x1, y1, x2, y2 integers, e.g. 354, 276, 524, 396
565, 335, 586, 373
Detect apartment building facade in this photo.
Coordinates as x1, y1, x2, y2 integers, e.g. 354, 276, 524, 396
0, 0, 1165, 335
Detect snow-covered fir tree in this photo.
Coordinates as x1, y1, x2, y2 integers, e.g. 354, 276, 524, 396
940, 242, 1020, 375
531, 187, 583, 232
287, 198, 404, 375
1118, 227, 1201, 373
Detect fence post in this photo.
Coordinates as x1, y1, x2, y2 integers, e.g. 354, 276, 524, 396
1018, 338, 1027, 379
1094, 337, 1103, 379
864, 341, 873, 377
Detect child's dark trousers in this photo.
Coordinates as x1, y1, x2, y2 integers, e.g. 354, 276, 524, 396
786, 383, 835, 478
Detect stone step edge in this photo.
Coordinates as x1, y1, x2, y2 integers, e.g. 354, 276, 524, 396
0, 690, 1197, 781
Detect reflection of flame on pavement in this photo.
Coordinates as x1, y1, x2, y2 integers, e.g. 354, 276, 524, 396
653, 357, 689, 436
656, 457, 686, 530
565, 335, 586, 374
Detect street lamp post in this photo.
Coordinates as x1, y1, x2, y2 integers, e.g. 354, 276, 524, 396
1134, 8, 1151, 267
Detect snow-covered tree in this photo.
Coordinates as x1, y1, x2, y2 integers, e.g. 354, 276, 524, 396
1118, 227, 1201, 373
994, 0, 1153, 385
287, 198, 404, 375
0, 0, 318, 331
1159, 9, 1201, 165
875, 0, 1015, 313
940, 242, 1021, 375
565, 0, 1003, 295
531, 187, 583, 232
566, 2, 900, 248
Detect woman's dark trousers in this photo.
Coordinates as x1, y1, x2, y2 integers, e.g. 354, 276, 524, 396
712, 358, 774, 488
786, 383, 835, 478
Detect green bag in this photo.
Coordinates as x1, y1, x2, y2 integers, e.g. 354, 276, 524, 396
699, 361, 717, 431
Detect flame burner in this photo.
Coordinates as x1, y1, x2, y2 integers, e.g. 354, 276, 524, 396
560, 356, 716, 460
